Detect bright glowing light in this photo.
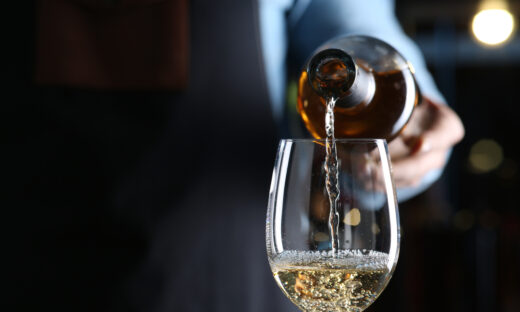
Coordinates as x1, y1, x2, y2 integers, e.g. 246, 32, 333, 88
472, 9, 515, 45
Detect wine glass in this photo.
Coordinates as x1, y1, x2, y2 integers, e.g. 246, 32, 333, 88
266, 139, 400, 312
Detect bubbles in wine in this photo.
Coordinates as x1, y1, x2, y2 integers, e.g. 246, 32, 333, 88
271, 250, 391, 312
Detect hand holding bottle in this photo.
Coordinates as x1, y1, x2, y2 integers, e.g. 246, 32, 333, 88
297, 35, 465, 191
387, 97, 464, 188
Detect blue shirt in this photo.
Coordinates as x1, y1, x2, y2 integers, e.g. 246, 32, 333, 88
258, 0, 446, 201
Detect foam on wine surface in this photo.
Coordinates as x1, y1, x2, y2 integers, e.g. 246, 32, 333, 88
271, 250, 391, 312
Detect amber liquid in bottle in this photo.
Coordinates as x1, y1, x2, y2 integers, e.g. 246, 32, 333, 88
297, 65, 419, 140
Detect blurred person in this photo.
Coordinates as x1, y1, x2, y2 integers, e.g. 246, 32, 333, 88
8, 0, 462, 311
260, 0, 464, 200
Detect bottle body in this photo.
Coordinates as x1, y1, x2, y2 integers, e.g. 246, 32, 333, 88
297, 36, 419, 140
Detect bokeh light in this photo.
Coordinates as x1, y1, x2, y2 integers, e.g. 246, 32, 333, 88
471, 8, 515, 46
343, 208, 361, 226
453, 209, 476, 231
468, 139, 503, 173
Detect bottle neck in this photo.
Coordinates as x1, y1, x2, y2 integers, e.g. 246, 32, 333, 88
335, 64, 375, 109
307, 49, 375, 109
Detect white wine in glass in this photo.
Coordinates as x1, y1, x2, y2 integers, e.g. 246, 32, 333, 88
266, 139, 400, 312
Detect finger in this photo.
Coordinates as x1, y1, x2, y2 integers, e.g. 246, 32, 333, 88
386, 101, 436, 159
416, 100, 465, 153
391, 149, 448, 188
365, 149, 446, 192
387, 136, 413, 161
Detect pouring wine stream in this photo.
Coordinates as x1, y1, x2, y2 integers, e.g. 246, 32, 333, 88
324, 96, 340, 257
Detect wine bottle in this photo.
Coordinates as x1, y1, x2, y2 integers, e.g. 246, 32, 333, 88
298, 35, 420, 140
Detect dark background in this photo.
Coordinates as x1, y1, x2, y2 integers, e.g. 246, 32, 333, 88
367, 1, 520, 312
4, 1, 520, 311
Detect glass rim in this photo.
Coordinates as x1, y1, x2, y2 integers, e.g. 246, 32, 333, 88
280, 138, 387, 143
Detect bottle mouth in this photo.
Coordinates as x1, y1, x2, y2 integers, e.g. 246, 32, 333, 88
306, 49, 357, 99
